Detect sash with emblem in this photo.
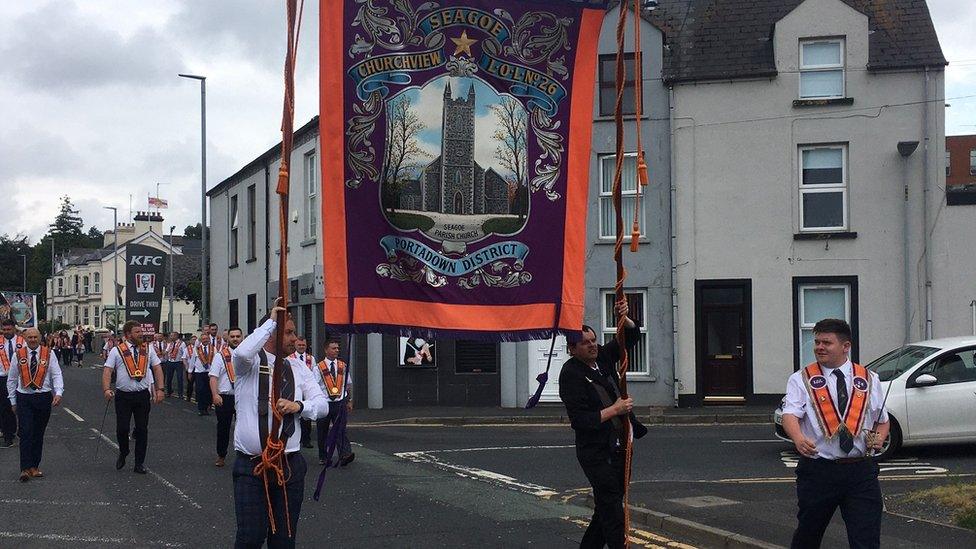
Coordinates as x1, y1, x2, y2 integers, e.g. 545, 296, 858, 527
118, 341, 149, 381
802, 362, 871, 441
196, 342, 214, 369
317, 360, 347, 400
16, 345, 50, 389
220, 346, 236, 384
291, 352, 314, 370
0, 336, 25, 375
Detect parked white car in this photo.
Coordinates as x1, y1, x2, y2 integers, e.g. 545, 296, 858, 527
775, 337, 976, 460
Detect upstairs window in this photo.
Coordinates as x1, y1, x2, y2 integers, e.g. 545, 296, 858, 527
799, 145, 848, 231
230, 195, 239, 266
304, 151, 318, 239
93, 272, 100, 293
946, 149, 951, 177
598, 153, 645, 239
598, 53, 642, 117
970, 148, 976, 176
799, 39, 845, 99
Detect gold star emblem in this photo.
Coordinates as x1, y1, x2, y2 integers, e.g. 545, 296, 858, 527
451, 30, 478, 57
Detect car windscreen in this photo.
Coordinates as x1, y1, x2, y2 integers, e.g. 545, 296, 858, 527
866, 345, 940, 381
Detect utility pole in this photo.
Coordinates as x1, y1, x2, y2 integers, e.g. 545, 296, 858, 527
178, 73, 208, 327
104, 206, 120, 334
169, 225, 176, 332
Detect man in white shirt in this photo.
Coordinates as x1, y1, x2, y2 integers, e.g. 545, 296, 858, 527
782, 318, 888, 549
7, 328, 62, 482
190, 330, 215, 416
209, 327, 243, 467
162, 331, 186, 398
289, 336, 315, 448
314, 338, 354, 466
0, 319, 26, 448
231, 300, 328, 548
102, 320, 164, 474
184, 335, 197, 401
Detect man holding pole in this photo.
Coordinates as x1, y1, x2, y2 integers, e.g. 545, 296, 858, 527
0, 319, 25, 448
781, 318, 888, 549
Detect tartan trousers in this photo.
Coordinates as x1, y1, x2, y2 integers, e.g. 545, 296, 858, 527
233, 450, 307, 549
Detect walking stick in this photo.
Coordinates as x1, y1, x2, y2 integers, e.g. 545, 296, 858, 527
94, 397, 111, 461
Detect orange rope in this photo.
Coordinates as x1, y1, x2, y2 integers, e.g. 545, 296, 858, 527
630, 0, 647, 253
611, 4, 634, 547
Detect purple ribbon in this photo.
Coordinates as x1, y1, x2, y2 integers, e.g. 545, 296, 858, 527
313, 402, 348, 501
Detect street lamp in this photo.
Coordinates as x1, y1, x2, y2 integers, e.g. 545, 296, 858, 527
104, 206, 119, 334
178, 72, 208, 327
169, 225, 176, 331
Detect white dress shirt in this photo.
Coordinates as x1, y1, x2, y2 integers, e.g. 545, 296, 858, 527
315, 358, 353, 401
231, 320, 328, 455
189, 341, 214, 373
1, 335, 26, 376
209, 350, 235, 395
104, 342, 162, 393
783, 359, 889, 459
8, 346, 64, 404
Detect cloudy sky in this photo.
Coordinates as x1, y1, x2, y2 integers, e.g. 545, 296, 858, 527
1, 1, 973, 243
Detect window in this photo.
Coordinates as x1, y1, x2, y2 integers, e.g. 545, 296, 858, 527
229, 299, 239, 329
73, 305, 79, 324
455, 341, 498, 374
304, 151, 317, 239
57, 278, 63, 296
247, 184, 257, 260
946, 149, 951, 177
970, 148, 976, 176
74, 275, 79, 294
230, 195, 239, 266
913, 349, 976, 385
599, 153, 645, 238
799, 145, 847, 231
82, 275, 89, 296
93, 306, 101, 328
601, 290, 649, 375
93, 272, 100, 293
799, 39, 845, 99
796, 283, 851, 367
598, 53, 642, 117
247, 294, 257, 333
82, 306, 90, 326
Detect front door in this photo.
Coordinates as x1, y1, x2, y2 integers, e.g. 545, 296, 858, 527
696, 281, 751, 402
528, 335, 570, 403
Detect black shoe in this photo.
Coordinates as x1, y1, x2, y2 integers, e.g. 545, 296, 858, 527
302, 441, 313, 449
116, 454, 126, 470
339, 453, 355, 467
133, 465, 147, 474
0, 440, 14, 449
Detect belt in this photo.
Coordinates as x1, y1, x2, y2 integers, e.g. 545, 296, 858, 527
236, 450, 299, 460
835, 457, 869, 464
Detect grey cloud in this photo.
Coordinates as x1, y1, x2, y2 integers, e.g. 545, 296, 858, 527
0, 124, 84, 181
0, 1, 184, 91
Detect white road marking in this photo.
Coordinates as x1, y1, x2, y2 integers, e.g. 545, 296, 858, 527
421, 444, 575, 454
721, 439, 783, 443
0, 532, 183, 547
90, 428, 202, 509
62, 407, 85, 422
0, 498, 165, 508
395, 450, 560, 498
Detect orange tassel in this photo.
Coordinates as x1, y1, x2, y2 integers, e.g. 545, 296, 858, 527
630, 222, 640, 252
637, 152, 649, 187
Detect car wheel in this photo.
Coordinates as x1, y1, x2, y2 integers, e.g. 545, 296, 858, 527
873, 418, 902, 461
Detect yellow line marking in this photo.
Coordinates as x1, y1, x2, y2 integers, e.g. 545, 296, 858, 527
561, 517, 698, 548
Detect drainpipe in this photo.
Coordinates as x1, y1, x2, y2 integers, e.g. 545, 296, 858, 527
264, 161, 271, 314
668, 85, 679, 408
922, 67, 933, 339
971, 300, 975, 336
897, 141, 919, 343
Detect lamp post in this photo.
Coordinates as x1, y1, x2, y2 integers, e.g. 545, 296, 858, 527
104, 206, 119, 334
169, 225, 176, 332
178, 73, 208, 327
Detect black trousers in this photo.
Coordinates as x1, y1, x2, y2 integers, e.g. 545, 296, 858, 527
299, 419, 311, 446
163, 361, 183, 396
579, 451, 626, 549
215, 396, 236, 458
316, 398, 351, 461
115, 390, 151, 466
0, 376, 17, 443
194, 372, 212, 412
233, 451, 307, 548
16, 391, 52, 471
186, 370, 195, 400
791, 457, 882, 549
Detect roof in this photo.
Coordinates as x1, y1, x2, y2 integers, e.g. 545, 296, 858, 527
207, 116, 319, 198
908, 336, 976, 350
643, 0, 946, 84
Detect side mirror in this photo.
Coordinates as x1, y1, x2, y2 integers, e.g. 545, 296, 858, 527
914, 373, 938, 387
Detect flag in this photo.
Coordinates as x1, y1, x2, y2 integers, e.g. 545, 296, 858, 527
321, 0, 608, 341
149, 196, 168, 209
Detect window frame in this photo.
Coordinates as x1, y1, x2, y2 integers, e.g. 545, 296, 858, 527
600, 288, 650, 376
946, 149, 951, 177
82, 305, 90, 326
909, 347, 976, 387
597, 52, 642, 117
229, 194, 239, 266
82, 275, 89, 296
247, 184, 257, 261
597, 153, 646, 239
304, 151, 318, 239
798, 144, 849, 232
93, 272, 100, 293
970, 148, 976, 176
93, 305, 101, 328
799, 38, 846, 100
792, 276, 859, 371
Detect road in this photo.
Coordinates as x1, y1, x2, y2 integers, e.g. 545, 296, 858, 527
0, 365, 695, 548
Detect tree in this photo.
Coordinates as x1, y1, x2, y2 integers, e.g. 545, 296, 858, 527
184, 223, 208, 240
490, 97, 528, 192
49, 196, 84, 237
175, 279, 202, 314
381, 96, 430, 211
0, 235, 31, 292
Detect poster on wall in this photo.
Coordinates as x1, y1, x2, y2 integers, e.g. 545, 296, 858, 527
0, 292, 38, 329
321, 0, 610, 341
399, 336, 436, 368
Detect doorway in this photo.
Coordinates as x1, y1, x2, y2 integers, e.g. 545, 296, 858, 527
695, 280, 752, 403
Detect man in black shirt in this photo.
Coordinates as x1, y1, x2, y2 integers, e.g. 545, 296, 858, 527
559, 299, 647, 549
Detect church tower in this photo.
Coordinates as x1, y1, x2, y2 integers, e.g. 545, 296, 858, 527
439, 81, 476, 215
